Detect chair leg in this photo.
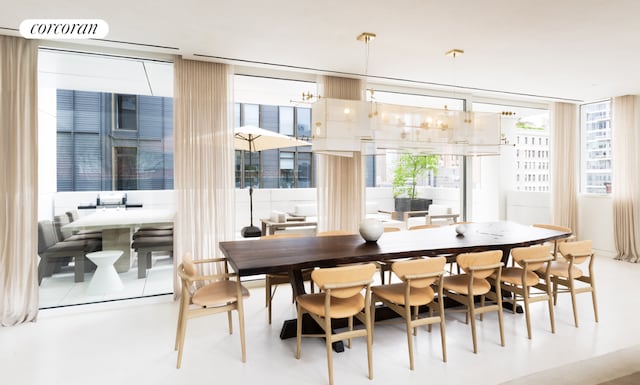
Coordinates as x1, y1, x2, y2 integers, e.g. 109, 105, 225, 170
236, 286, 247, 363
569, 279, 579, 327
324, 316, 334, 385
468, 296, 478, 353
227, 311, 233, 334
547, 286, 556, 334
176, 296, 190, 368
74, 254, 85, 282
295, 303, 303, 359
497, 293, 505, 347
175, 294, 186, 350
523, 287, 532, 339
590, 279, 599, 323
347, 316, 353, 349
365, 307, 373, 380
138, 251, 148, 279
404, 304, 415, 370
439, 301, 447, 362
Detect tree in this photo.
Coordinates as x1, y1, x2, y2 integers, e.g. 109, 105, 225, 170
392, 154, 439, 198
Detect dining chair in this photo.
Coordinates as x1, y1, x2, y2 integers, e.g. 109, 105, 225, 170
261, 233, 314, 324
371, 257, 447, 370
493, 245, 555, 339
37, 219, 102, 284
317, 230, 355, 236
296, 263, 376, 385
442, 250, 505, 353
376, 227, 402, 284
408, 224, 441, 230
175, 252, 250, 368
532, 224, 574, 260
537, 240, 598, 327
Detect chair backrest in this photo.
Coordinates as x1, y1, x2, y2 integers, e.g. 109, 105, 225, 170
383, 227, 401, 233
511, 245, 552, 271
392, 256, 446, 288
409, 224, 440, 230
66, 210, 80, 222
37, 220, 58, 254
532, 223, 572, 234
53, 214, 72, 241
457, 250, 503, 279
558, 240, 593, 265
317, 230, 354, 236
261, 233, 305, 240
179, 252, 197, 281
311, 263, 376, 299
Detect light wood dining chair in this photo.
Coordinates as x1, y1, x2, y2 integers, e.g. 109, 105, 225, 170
532, 224, 574, 260
376, 227, 402, 284
538, 240, 598, 327
175, 252, 249, 368
408, 224, 441, 230
261, 233, 314, 324
317, 230, 356, 236
371, 257, 447, 370
442, 250, 505, 353
494, 245, 555, 339
296, 263, 376, 385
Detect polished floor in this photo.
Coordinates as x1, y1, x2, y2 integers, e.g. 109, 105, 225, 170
3, 255, 640, 385
38, 254, 174, 308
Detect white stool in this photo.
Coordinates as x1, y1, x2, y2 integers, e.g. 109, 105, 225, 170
86, 250, 124, 295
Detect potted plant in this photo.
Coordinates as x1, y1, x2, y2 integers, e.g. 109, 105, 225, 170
392, 154, 438, 215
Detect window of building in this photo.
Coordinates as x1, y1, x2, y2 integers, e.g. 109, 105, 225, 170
115, 94, 138, 130
581, 100, 612, 194
114, 147, 138, 190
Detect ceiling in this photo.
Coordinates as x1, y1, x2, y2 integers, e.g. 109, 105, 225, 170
2, 0, 639, 103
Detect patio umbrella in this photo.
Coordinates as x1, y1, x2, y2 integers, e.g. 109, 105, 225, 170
234, 125, 311, 237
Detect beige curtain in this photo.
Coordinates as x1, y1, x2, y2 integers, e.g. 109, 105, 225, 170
550, 102, 578, 234
612, 95, 640, 262
0, 36, 39, 326
316, 76, 365, 232
173, 58, 235, 293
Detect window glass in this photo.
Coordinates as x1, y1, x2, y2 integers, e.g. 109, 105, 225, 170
296, 108, 311, 139
116, 94, 138, 130
280, 106, 294, 136
581, 100, 612, 194
279, 152, 295, 188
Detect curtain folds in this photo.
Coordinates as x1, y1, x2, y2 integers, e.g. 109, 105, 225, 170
316, 76, 365, 233
0, 36, 39, 326
612, 95, 640, 262
173, 58, 235, 293
550, 102, 578, 235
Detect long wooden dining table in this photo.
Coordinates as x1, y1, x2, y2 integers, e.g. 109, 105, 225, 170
219, 221, 570, 351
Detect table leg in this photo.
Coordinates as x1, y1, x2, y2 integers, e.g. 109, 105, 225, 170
102, 228, 132, 273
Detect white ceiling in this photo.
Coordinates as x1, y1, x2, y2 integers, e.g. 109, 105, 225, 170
2, 0, 640, 103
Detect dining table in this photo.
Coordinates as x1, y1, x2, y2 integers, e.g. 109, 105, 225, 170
218, 221, 570, 351
63, 208, 175, 273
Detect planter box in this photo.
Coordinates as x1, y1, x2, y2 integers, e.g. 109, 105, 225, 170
393, 198, 432, 219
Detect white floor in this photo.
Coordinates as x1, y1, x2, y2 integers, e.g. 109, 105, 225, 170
38, 254, 174, 308
3, 255, 640, 385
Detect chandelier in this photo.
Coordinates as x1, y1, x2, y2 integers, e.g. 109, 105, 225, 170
310, 33, 502, 156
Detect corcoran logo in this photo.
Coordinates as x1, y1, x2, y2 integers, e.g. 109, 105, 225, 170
19, 19, 109, 39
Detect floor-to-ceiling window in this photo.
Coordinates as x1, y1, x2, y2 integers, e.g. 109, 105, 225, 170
37, 49, 174, 308
580, 100, 612, 194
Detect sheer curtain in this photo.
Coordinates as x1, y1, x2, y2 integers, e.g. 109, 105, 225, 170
173, 58, 235, 293
316, 76, 365, 232
612, 95, 640, 262
550, 102, 578, 234
0, 36, 39, 326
